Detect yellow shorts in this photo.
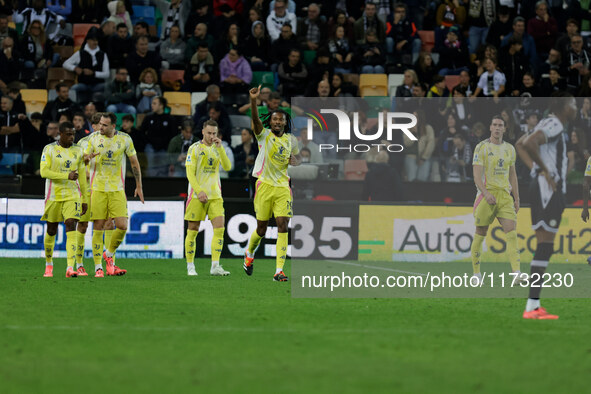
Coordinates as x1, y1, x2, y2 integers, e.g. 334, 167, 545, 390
90, 190, 128, 221
79, 192, 91, 222
253, 180, 292, 221
41, 199, 81, 222
473, 189, 516, 226
184, 197, 224, 222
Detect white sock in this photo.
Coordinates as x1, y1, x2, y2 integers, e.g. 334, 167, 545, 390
187, 262, 195, 269
95, 264, 103, 272
275, 267, 283, 275
105, 249, 114, 258
525, 298, 540, 312
76, 263, 83, 269
473, 272, 482, 278
46, 261, 53, 266
211, 261, 219, 269
246, 251, 254, 258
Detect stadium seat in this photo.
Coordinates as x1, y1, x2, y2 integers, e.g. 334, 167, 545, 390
229, 115, 251, 129
73, 23, 100, 48
230, 134, 242, 148
163, 92, 191, 115
344, 159, 368, 180
303, 50, 317, 65
417, 30, 435, 53
53, 46, 74, 65
0, 153, 23, 175
48, 88, 77, 102
191, 92, 207, 112
47, 67, 76, 89
115, 113, 136, 129
131, 5, 156, 26
343, 73, 360, 87
359, 74, 388, 97
251, 71, 275, 89
445, 75, 460, 91
21, 89, 48, 114
388, 74, 405, 96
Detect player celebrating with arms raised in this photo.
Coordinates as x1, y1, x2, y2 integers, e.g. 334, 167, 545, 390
244, 85, 301, 282
518, 93, 577, 319
40, 122, 88, 278
471, 116, 525, 285
84, 112, 144, 277
184, 120, 233, 276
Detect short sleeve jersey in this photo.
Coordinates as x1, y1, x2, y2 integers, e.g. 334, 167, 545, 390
472, 139, 516, 194
84, 131, 136, 192
40, 142, 85, 202
252, 128, 299, 187
185, 142, 225, 199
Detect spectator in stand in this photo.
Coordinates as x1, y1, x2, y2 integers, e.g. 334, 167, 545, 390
121, 114, 146, 152
354, 1, 386, 45
63, 28, 110, 104
437, 25, 470, 76
445, 132, 472, 182
427, 75, 448, 97
330, 72, 358, 97
501, 17, 539, 73
436, 0, 466, 29
556, 19, 580, 59
232, 127, 258, 178
14, 0, 63, 42
499, 107, 521, 144
126, 35, 162, 84
186, 43, 216, 92
21, 113, 51, 175
185, 0, 214, 41
485, 6, 512, 49
577, 74, 591, 96
466, 0, 495, 54
168, 118, 198, 177
306, 49, 335, 96
566, 34, 591, 92
107, 1, 132, 32
266, 0, 297, 42
215, 23, 240, 62
239, 86, 271, 114
472, 56, 506, 97
0, 95, 21, 153
278, 48, 308, 97
298, 127, 323, 163
270, 23, 300, 69
243, 6, 263, 36
498, 35, 529, 96
108, 23, 134, 69
20, 20, 54, 71
415, 51, 437, 86
386, 3, 421, 65
105, 67, 136, 114
518, 72, 541, 96
160, 25, 186, 70
467, 121, 486, 151
244, 21, 271, 71
46, 0, 71, 18
185, 23, 214, 61
297, 3, 326, 51
326, 9, 355, 42
219, 47, 253, 94
527, 0, 558, 59
395, 69, 419, 97
136, 67, 162, 113
0, 37, 23, 93
99, 17, 115, 51
153, 0, 191, 40
211, 3, 242, 40
195, 101, 231, 143
0, 14, 19, 48
539, 47, 565, 76
541, 66, 566, 95
141, 96, 178, 176
403, 109, 435, 182
455, 69, 475, 96
355, 28, 386, 73
193, 84, 229, 123
83, 102, 97, 128
73, 111, 92, 141
328, 25, 354, 73
42, 83, 79, 122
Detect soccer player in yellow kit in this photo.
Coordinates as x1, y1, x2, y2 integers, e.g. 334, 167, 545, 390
40, 122, 88, 278
581, 156, 591, 265
84, 112, 144, 277
184, 120, 233, 276
471, 115, 526, 285
244, 85, 302, 281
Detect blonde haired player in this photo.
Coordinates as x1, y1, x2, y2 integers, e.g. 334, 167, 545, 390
84, 112, 144, 276
184, 119, 233, 276
244, 85, 302, 282
40, 122, 88, 278
471, 115, 526, 285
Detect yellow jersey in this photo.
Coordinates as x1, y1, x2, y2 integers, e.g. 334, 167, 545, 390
472, 139, 516, 194
185, 141, 232, 199
84, 131, 136, 192
40, 141, 88, 203
77, 133, 94, 199
252, 128, 299, 188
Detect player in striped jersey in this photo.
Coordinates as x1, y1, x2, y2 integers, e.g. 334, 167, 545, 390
40, 122, 88, 278
244, 85, 301, 282
517, 93, 577, 319
84, 112, 144, 276
471, 116, 525, 285
183, 120, 233, 276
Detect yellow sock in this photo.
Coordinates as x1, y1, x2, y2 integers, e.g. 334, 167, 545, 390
66, 231, 76, 268
76, 231, 85, 266
107, 228, 126, 254
92, 230, 104, 265
44, 233, 56, 264
104, 229, 114, 253
471, 234, 485, 274
506, 230, 520, 272
247, 231, 263, 255
212, 227, 224, 262
185, 229, 198, 263
276, 232, 288, 271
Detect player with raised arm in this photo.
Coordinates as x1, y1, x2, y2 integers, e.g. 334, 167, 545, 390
84, 112, 144, 276
471, 116, 525, 285
40, 122, 88, 278
244, 85, 302, 282
518, 93, 577, 319
184, 120, 233, 276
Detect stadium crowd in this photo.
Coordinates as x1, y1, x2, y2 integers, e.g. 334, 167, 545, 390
1, 0, 591, 191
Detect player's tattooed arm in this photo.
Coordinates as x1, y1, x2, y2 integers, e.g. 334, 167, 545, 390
129, 155, 145, 203
249, 85, 264, 135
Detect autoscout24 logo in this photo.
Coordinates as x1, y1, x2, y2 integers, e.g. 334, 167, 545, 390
305, 109, 418, 153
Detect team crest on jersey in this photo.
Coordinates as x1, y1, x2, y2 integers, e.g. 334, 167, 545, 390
498, 158, 504, 167
106, 150, 113, 158
208, 158, 214, 166
64, 160, 72, 168
278, 146, 285, 155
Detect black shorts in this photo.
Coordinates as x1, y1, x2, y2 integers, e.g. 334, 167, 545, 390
529, 177, 565, 233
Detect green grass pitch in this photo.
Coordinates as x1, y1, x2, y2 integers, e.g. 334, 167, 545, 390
0, 257, 590, 393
